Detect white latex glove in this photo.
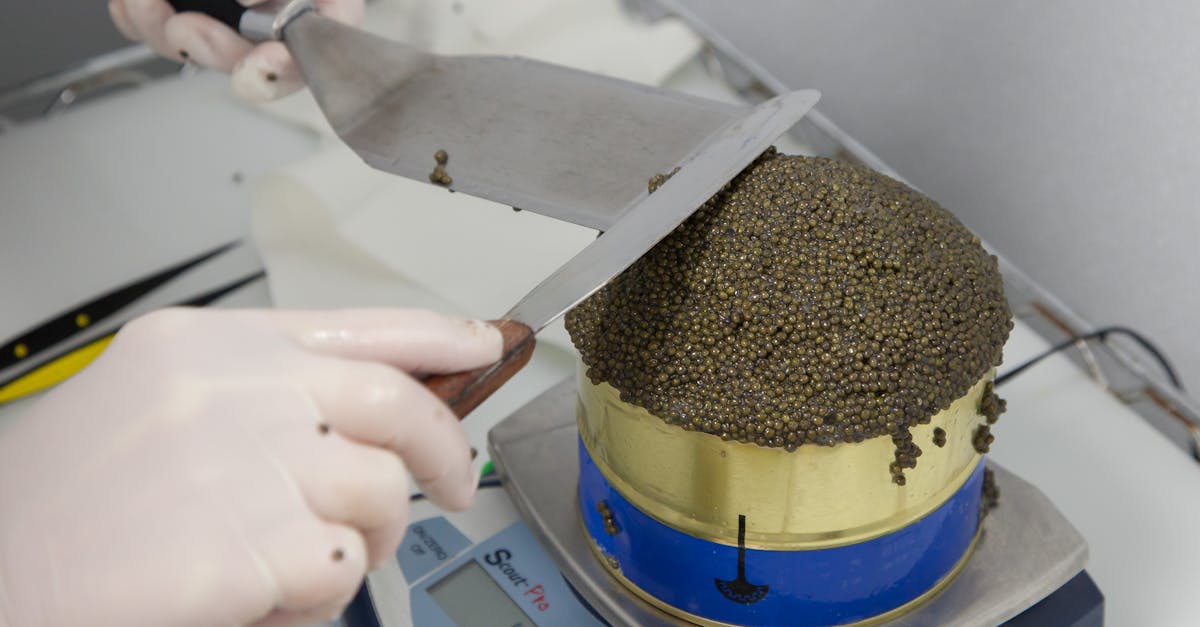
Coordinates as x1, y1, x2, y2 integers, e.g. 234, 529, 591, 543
108, 0, 365, 100
0, 307, 501, 627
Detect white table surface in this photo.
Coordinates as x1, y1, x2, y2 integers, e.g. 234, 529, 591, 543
2, 58, 1199, 627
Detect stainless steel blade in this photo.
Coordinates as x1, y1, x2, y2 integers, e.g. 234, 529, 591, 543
278, 10, 818, 332
504, 90, 820, 331
282, 12, 749, 230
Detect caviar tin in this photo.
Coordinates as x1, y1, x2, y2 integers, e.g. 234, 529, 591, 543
576, 365, 993, 626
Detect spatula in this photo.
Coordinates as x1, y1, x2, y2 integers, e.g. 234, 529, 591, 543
168, 0, 820, 416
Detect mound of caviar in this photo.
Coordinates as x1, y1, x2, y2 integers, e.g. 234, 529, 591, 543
566, 150, 1012, 466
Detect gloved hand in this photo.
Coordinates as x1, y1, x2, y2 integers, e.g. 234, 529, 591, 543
0, 307, 501, 627
107, 0, 365, 100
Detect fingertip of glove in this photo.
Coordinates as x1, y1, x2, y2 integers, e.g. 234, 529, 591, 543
420, 460, 479, 513
458, 318, 505, 360
109, 0, 142, 42
231, 53, 303, 101
164, 12, 254, 71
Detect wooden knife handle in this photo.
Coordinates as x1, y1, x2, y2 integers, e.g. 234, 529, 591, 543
423, 320, 536, 419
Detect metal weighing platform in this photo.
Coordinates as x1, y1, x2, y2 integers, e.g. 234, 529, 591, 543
346, 379, 1103, 627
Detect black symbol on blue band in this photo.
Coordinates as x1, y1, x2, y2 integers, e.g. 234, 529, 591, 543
715, 514, 769, 604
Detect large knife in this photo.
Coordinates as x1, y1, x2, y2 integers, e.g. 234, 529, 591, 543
423, 92, 819, 417
164, 0, 820, 416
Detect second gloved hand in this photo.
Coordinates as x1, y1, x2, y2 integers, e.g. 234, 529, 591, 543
0, 307, 501, 627
108, 0, 365, 100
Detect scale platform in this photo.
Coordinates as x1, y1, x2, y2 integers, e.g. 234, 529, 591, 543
488, 379, 1102, 627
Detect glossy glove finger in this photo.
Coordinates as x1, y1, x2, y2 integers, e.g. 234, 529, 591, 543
288, 427, 411, 566
301, 359, 478, 512
108, 0, 142, 41
231, 40, 304, 101
255, 518, 368, 615
361, 520, 409, 570
124, 0, 180, 59
274, 308, 503, 374
163, 12, 254, 71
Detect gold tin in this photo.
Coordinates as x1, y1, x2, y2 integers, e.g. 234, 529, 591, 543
576, 363, 992, 550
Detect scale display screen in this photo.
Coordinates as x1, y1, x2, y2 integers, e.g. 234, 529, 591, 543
427, 560, 536, 627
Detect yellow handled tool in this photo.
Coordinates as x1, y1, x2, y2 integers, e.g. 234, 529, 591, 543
0, 335, 114, 403
0, 271, 264, 406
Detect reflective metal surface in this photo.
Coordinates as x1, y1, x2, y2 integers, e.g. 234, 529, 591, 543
489, 379, 1088, 627
503, 91, 818, 330
578, 435, 985, 626
283, 13, 815, 233
578, 366, 991, 549
246, 0, 314, 42
281, 11, 818, 333
581, 526, 981, 627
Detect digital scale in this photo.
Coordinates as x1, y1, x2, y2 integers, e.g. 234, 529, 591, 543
343, 380, 1104, 627
344, 485, 606, 627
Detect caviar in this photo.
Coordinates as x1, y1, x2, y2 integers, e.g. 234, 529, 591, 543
972, 424, 995, 454
980, 381, 1007, 424
972, 381, 1007, 455
980, 466, 1000, 521
648, 166, 681, 193
566, 151, 1011, 480
429, 148, 452, 187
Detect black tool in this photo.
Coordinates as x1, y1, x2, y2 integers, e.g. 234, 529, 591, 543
0, 239, 240, 371
715, 514, 769, 604
0, 271, 265, 405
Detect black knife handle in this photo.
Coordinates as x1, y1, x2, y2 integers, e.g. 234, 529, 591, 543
167, 0, 248, 32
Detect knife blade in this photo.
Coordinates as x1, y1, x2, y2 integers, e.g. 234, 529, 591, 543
425, 91, 820, 418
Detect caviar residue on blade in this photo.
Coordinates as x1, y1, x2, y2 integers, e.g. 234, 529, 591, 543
565, 151, 1012, 477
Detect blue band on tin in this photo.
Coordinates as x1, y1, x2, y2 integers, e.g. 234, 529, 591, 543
578, 437, 983, 626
